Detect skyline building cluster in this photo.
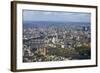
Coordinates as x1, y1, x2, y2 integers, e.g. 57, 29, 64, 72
23, 22, 91, 62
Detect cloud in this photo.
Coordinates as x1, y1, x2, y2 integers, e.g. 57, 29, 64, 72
43, 12, 52, 15
23, 10, 91, 22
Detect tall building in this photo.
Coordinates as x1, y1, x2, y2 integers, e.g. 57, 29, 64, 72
83, 26, 90, 31
43, 48, 47, 56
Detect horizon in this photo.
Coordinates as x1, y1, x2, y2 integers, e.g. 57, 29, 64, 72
23, 20, 91, 23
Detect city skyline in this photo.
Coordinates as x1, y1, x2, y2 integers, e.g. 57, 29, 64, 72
23, 10, 91, 62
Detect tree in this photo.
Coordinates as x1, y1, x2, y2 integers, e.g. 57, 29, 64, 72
75, 45, 91, 59
47, 47, 77, 59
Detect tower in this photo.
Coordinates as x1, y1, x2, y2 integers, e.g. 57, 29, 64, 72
43, 47, 47, 56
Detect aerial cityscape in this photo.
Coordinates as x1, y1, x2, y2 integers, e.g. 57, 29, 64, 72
23, 10, 91, 62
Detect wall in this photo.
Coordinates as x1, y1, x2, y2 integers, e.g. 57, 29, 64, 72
0, 0, 99, 73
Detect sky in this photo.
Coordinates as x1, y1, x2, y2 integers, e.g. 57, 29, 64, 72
23, 10, 91, 23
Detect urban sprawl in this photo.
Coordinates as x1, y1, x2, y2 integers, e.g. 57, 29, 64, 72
23, 22, 91, 62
